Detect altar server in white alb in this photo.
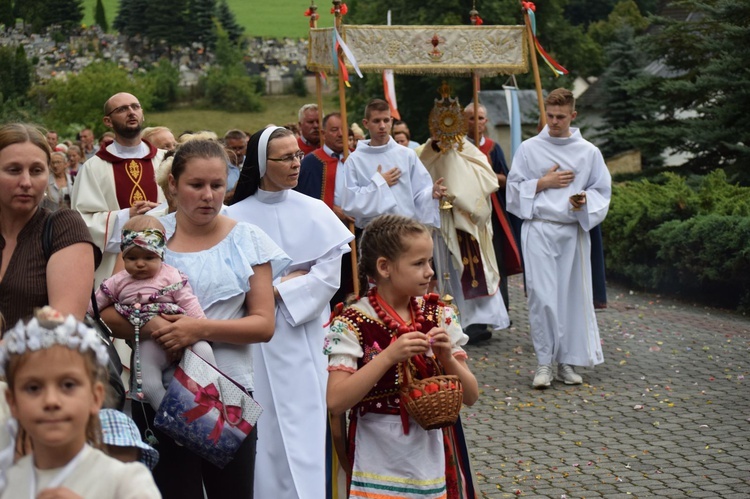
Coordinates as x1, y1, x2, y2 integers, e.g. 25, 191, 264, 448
506, 88, 611, 389
340, 98, 445, 230
226, 126, 354, 499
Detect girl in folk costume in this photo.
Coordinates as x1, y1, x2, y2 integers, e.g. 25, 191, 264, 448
326, 214, 479, 499
0, 311, 160, 498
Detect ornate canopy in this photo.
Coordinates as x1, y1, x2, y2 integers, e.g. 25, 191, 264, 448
308, 25, 528, 76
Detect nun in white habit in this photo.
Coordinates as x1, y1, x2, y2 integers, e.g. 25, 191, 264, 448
225, 126, 354, 499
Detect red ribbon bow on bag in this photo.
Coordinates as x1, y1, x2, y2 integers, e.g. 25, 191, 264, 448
182, 383, 244, 444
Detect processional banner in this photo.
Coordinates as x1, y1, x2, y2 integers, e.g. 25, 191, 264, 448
308, 25, 528, 76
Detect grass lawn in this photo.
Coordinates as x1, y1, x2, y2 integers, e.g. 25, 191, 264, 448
83, 0, 334, 39
147, 94, 340, 136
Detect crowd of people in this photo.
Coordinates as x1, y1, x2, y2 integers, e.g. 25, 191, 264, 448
0, 86, 610, 498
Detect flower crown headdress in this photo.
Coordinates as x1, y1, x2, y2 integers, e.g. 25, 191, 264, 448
0, 310, 109, 377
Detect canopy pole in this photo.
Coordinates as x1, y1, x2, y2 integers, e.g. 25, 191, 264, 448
522, 5, 546, 128
333, 0, 359, 298
470, 3, 482, 144
308, 2, 325, 147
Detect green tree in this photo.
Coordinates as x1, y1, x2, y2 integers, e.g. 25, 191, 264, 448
198, 26, 262, 112
32, 60, 150, 136
141, 58, 180, 111
623, 0, 750, 169
145, 0, 188, 48
0, 0, 14, 29
587, 0, 649, 46
114, 0, 133, 34
186, 0, 217, 48
216, 0, 244, 45
564, 0, 656, 27
595, 25, 664, 166
15, 0, 44, 31
0, 45, 33, 103
94, 0, 109, 32
43, 0, 84, 31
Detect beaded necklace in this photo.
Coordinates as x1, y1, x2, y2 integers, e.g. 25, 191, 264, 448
367, 287, 425, 335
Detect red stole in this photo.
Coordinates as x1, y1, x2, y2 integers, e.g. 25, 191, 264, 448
311, 149, 340, 208
477, 137, 495, 158
297, 136, 317, 157
95, 140, 159, 209
479, 137, 523, 276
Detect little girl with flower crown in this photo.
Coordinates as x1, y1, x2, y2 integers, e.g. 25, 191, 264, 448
0, 310, 160, 498
325, 214, 480, 499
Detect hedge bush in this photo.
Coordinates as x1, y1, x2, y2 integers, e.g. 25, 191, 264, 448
651, 215, 750, 308
603, 169, 750, 311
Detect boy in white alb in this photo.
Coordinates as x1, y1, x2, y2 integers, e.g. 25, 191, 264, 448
506, 88, 611, 389
340, 99, 446, 230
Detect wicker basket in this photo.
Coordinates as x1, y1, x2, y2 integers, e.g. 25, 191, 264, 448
399, 362, 464, 430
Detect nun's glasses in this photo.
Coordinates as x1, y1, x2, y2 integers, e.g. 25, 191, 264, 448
267, 151, 305, 164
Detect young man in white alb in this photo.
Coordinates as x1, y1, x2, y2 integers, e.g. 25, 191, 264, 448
340, 98, 445, 231
506, 88, 611, 389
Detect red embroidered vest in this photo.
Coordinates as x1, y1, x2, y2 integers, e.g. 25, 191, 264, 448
310, 149, 340, 208
339, 296, 444, 417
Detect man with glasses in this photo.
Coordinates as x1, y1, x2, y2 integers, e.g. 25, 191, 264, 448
72, 92, 165, 284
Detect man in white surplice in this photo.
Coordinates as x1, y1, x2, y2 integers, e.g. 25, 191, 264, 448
506, 88, 611, 389
340, 98, 444, 230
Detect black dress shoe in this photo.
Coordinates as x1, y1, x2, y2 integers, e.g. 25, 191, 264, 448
464, 324, 492, 344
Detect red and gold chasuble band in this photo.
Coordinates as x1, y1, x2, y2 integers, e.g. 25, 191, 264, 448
96, 140, 159, 209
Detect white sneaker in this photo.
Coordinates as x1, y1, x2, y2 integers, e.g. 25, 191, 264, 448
557, 364, 583, 385
532, 364, 553, 389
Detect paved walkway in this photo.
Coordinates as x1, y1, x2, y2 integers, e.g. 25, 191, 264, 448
461, 275, 750, 498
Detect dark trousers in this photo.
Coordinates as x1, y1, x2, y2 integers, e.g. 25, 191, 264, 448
132, 400, 257, 499
491, 209, 511, 308
331, 250, 355, 307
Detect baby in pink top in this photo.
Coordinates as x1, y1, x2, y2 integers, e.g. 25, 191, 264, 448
92, 215, 216, 408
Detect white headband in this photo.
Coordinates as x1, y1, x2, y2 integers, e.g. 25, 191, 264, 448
258, 126, 285, 178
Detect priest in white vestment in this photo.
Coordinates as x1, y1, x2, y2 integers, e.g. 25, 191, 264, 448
419, 136, 510, 340
506, 88, 611, 389
71, 92, 166, 285
226, 126, 354, 499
